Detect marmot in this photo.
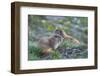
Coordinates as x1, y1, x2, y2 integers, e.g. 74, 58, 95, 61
38, 30, 80, 55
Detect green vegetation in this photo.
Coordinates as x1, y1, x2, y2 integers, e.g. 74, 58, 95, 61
28, 15, 88, 60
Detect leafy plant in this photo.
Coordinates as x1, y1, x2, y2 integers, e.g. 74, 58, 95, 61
28, 46, 42, 60
51, 50, 61, 59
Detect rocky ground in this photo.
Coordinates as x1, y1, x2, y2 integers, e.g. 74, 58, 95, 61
41, 46, 88, 60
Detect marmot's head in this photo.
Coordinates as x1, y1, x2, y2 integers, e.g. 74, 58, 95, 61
53, 34, 63, 42
54, 29, 80, 44
54, 29, 66, 38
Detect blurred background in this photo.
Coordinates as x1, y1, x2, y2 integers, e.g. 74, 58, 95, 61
28, 15, 88, 60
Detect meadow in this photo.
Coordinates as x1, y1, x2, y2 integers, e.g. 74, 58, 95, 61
28, 15, 88, 60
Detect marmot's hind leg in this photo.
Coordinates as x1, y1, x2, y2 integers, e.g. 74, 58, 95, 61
40, 48, 53, 56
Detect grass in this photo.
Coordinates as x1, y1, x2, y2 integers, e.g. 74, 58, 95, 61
28, 45, 61, 60
28, 46, 42, 60
51, 50, 61, 59
28, 40, 87, 60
